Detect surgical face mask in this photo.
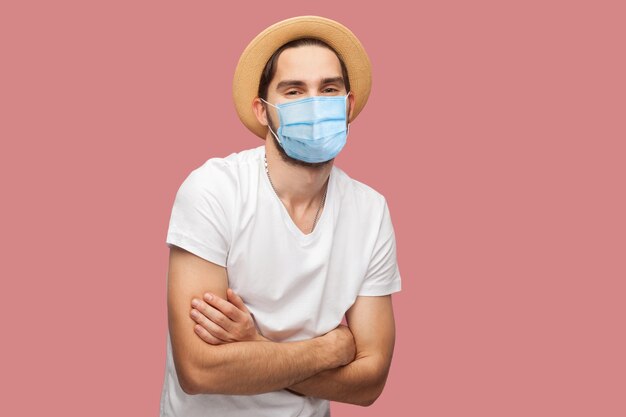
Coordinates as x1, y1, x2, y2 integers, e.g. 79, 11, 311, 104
261, 93, 351, 163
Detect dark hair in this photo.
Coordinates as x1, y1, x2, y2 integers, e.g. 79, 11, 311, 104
257, 38, 351, 100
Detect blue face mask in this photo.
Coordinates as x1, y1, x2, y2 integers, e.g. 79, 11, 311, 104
261, 93, 351, 163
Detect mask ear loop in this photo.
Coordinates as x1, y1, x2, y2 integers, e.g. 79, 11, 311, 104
259, 98, 282, 144
345, 91, 352, 134
259, 97, 278, 109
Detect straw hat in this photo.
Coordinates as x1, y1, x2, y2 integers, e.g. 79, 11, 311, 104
232, 16, 372, 139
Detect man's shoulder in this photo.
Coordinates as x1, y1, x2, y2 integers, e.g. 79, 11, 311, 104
196, 145, 263, 174
179, 145, 263, 196
333, 165, 387, 207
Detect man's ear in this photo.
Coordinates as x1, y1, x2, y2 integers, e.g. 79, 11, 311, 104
347, 92, 356, 122
252, 97, 268, 126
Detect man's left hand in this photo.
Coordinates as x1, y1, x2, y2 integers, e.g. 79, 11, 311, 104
190, 289, 267, 345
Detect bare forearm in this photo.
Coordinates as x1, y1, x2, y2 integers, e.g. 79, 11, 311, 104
287, 356, 389, 406
187, 336, 342, 395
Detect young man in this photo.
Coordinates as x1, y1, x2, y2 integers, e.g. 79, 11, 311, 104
160, 16, 401, 417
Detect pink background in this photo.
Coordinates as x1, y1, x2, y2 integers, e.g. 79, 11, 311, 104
2, 0, 625, 416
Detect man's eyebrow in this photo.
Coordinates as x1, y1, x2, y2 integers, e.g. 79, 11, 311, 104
275, 80, 307, 90
321, 77, 345, 87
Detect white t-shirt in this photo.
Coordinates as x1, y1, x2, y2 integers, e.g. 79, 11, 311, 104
160, 145, 401, 417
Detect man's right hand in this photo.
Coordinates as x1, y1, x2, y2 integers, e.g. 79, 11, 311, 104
323, 324, 356, 367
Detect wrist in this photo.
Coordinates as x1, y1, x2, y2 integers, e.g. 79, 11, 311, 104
254, 333, 270, 342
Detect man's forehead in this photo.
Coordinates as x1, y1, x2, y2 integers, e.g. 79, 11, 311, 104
273, 46, 342, 77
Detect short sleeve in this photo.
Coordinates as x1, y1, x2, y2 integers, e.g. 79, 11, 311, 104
165, 163, 233, 267
359, 199, 402, 296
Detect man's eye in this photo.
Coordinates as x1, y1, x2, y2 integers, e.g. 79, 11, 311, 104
286, 90, 300, 96
323, 88, 339, 93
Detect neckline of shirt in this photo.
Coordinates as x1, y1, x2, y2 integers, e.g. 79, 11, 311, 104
258, 147, 334, 245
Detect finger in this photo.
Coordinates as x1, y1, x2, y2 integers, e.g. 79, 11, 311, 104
227, 289, 250, 314
193, 323, 224, 345
190, 308, 231, 342
203, 293, 245, 323
192, 297, 234, 332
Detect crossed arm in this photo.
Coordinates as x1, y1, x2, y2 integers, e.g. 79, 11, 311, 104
284, 295, 395, 405
168, 245, 396, 406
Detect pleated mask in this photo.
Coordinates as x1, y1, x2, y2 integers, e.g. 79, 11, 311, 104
261, 93, 351, 163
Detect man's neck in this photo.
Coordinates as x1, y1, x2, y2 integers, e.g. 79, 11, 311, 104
264, 140, 332, 210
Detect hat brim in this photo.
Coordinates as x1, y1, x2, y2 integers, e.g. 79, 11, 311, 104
232, 16, 372, 139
